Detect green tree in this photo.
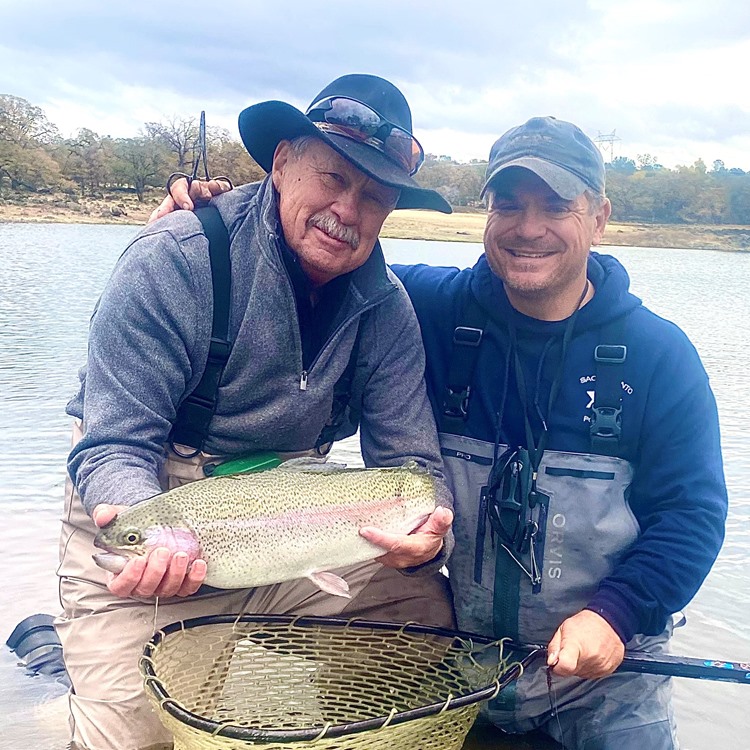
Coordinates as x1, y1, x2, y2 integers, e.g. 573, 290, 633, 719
60, 129, 117, 196
608, 156, 636, 175
725, 175, 750, 223
676, 158, 707, 175
636, 153, 663, 171
416, 155, 483, 206
113, 137, 167, 200
605, 170, 637, 220
0, 94, 67, 193
205, 126, 265, 185
414, 154, 455, 200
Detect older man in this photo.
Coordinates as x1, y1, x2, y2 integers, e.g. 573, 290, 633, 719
395, 117, 727, 749
55, 74, 455, 750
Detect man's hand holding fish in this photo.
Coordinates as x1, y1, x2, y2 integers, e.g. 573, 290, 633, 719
360, 505, 453, 569
92, 504, 208, 599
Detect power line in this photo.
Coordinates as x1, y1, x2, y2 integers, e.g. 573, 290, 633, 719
594, 130, 621, 163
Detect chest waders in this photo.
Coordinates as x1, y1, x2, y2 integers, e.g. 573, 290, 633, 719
169, 205, 361, 466
438, 293, 673, 730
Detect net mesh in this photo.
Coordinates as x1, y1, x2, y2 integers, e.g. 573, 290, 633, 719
141, 615, 514, 750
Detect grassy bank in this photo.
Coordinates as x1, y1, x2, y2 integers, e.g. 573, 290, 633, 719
1, 192, 748, 252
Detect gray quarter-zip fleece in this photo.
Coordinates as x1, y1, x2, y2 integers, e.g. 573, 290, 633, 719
66, 177, 453, 565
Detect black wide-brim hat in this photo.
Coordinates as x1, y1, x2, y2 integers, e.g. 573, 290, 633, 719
238, 74, 451, 213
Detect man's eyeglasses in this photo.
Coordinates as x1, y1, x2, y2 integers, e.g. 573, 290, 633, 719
306, 96, 425, 176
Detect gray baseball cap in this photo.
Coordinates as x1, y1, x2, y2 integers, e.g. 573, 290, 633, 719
481, 116, 605, 200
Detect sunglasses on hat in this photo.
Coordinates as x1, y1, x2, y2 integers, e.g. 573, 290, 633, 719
306, 96, 425, 176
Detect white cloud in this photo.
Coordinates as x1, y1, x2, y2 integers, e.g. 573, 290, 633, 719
2, 0, 748, 169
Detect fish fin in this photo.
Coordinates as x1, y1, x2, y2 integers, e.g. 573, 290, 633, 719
277, 457, 348, 473
307, 571, 352, 598
403, 511, 433, 534
92, 552, 129, 574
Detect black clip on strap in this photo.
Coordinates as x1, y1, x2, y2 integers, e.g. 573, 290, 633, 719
590, 341, 627, 455
444, 326, 483, 420
441, 291, 488, 434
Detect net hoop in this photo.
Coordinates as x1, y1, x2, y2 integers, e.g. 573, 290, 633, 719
140, 614, 537, 744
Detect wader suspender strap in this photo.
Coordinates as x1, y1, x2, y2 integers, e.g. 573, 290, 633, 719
590, 315, 628, 456
170, 205, 232, 455
314, 322, 362, 454
440, 293, 487, 434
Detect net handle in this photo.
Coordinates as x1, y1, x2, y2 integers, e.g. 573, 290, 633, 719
508, 641, 750, 685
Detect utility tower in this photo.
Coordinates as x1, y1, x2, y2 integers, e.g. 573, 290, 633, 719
594, 130, 621, 163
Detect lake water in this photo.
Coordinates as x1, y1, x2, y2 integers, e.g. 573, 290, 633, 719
0, 223, 747, 750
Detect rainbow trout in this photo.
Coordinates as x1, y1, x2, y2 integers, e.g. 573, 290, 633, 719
92, 459, 436, 597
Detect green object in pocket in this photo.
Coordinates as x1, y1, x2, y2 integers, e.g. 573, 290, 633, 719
204, 451, 283, 477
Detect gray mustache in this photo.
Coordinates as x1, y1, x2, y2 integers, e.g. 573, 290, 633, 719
308, 212, 360, 250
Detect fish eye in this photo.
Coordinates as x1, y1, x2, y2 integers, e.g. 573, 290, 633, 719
122, 529, 142, 545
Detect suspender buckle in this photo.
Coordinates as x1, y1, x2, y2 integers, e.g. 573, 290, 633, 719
207, 337, 231, 364
590, 404, 623, 439
453, 326, 483, 347
444, 386, 471, 419
594, 344, 627, 363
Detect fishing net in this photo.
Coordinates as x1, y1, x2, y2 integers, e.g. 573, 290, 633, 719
141, 615, 526, 750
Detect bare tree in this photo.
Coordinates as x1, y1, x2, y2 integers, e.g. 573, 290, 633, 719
144, 116, 199, 172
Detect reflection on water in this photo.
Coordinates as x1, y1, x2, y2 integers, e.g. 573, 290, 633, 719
0, 225, 747, 750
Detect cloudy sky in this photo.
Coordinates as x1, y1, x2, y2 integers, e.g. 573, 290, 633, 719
2, 0, 748, 170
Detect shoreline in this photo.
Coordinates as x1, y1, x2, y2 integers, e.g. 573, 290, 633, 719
1, 195, 749, 252
382, 210, 750, 253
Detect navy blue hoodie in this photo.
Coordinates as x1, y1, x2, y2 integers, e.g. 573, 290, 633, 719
394, 252, 727, 642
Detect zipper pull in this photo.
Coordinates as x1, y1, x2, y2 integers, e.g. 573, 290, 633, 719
300, 371, 308, 391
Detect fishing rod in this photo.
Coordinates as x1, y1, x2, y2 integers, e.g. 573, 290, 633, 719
507, 641, 750, 684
